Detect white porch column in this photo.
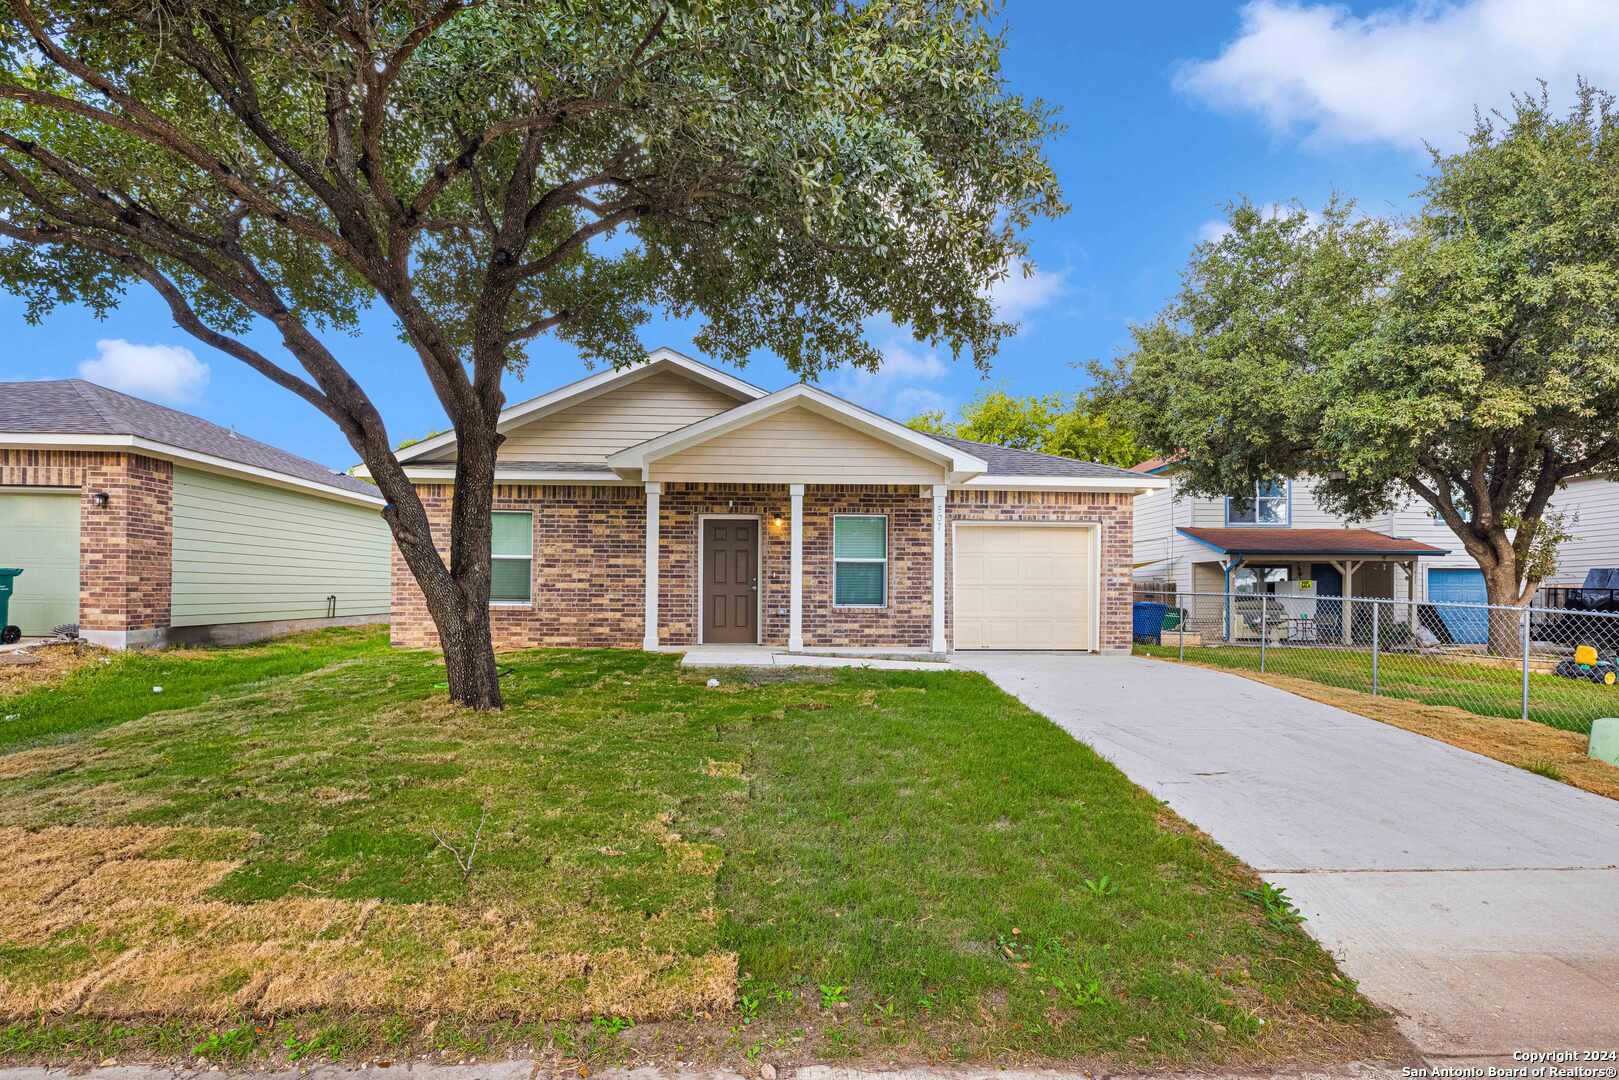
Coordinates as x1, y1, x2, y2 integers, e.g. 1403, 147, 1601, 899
930, 484, 947, 652
789, 483, 805, 651
643, 482, 662, 650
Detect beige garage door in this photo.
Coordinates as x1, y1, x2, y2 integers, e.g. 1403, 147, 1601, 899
954, 524, 1093, 650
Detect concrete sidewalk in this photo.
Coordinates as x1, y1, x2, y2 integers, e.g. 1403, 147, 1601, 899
957, 652, 1619, 1064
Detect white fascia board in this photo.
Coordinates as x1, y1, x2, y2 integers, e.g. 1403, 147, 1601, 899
395, 348, 767, 463
954, 474, 1170, 495
606, 384, 989, 478
400, 466, 632, 485
0, 432, 384, 507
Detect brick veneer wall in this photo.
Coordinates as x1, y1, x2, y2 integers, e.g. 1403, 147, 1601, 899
799, 486, 932, 649
947, 488, 1135, 653
389, 481, 1136, 653
0, 448, 173, 634
391, 483, 647, 650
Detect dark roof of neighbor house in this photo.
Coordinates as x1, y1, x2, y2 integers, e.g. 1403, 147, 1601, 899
0, 380, 377, 497
1177, 527, 1448, 557
922, 433, 1149, 480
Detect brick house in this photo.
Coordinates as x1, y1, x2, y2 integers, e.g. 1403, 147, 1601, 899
0, 381, 390, 648
386, 350, 1165, 654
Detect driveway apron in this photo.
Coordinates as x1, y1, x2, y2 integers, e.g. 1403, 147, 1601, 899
955, 652, 1619, 1064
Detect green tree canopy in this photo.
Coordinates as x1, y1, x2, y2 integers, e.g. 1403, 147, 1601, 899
909, 383, 1143, 467
0, 0, 1063, 705
1102, 85, 1619, 647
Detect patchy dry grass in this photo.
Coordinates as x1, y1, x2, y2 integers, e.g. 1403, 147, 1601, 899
0, 642, 109, 694
0, 643, 1404, 1070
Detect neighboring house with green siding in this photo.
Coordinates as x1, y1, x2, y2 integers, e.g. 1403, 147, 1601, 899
0, 380, 388, 648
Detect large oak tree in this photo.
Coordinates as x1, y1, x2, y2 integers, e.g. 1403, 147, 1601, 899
1104, 87, 1619, 655
0, 0, 1062, 706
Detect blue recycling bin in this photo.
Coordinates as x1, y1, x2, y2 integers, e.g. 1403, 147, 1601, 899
1132, 601, 1168, 644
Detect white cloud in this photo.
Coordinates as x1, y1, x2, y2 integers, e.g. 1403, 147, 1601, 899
78, 339, 209, 404
831, 341, 952, 420
984, 265, 1068, 322
1177, 0, 1619, 151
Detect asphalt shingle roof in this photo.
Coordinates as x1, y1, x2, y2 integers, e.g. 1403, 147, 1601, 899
0, 380, 378, 497
1177, 527, 1448, 557
921, 433, 1150, 480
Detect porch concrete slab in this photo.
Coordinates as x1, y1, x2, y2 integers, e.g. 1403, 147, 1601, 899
677, 647, 948, 671
956, 651, 1619, 1062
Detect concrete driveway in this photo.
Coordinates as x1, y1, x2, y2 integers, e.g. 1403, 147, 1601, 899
956, 653, 1619, 1064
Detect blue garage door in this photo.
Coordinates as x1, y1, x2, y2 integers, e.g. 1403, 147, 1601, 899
1428, 568, 1488, 644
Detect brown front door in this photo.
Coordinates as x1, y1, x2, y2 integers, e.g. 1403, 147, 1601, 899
702, 519, 758, 643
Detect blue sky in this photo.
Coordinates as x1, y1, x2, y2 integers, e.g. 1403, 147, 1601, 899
4, 0, 1617, 471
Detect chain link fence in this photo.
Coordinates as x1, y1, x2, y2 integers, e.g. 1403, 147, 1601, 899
1133, 589, 1619, 735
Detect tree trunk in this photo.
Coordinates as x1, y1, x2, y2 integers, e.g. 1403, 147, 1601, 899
1478, 558, 1528, 659
372, 413, 505, 711
439, 586, 503, 709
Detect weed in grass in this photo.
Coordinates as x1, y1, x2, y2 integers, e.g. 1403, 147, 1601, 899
192, 1023, 257, 1061
1048, 974, 1109, 1009
1082, 874, 1118, 896
996, 927, 1030, 962
738, 994, 761, 1025
819, 984, 848, 1008
1524, 760, 1564, 781
1243, 882, 1305, 929
592, 1016, 635, 1038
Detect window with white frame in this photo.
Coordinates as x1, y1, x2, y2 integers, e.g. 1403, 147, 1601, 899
490, 510, 533, 603
1226, 480, 1290, 525
833, 514, 887, 606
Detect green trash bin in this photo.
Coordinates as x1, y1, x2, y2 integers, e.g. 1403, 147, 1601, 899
0, 568, 23, 644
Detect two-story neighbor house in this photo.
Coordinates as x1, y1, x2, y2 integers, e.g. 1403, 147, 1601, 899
1132, 458, 1619, 642
382, 349, 1166, 655
1129, 457, 1469, 633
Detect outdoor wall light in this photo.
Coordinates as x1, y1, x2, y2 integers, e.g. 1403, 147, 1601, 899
773, 515, 785, 528
91, 491, 110, 508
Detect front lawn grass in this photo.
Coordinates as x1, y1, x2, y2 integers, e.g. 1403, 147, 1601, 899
0, 626, 388, 754
0, 642, 1399, 1070
1136, 641, 1612, 734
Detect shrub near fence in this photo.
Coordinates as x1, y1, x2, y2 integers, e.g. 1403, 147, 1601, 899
1134, 589, 1619, 735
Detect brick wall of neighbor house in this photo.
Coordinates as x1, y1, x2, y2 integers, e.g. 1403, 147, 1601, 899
389, 482, 1135, 653
391, 483, 648, 650
0, 448, 174, 633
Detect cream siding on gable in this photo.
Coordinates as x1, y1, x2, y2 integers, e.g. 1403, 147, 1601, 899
170, 466, 391, 627
469, 370, 741, 463
648, 406, 946, 484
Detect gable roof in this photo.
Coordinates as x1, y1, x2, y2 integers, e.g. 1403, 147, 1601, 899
1177, 527, 1448, 557
0, 380, 380, 504
395, 347, 765, 463
606, 383, 989, 482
